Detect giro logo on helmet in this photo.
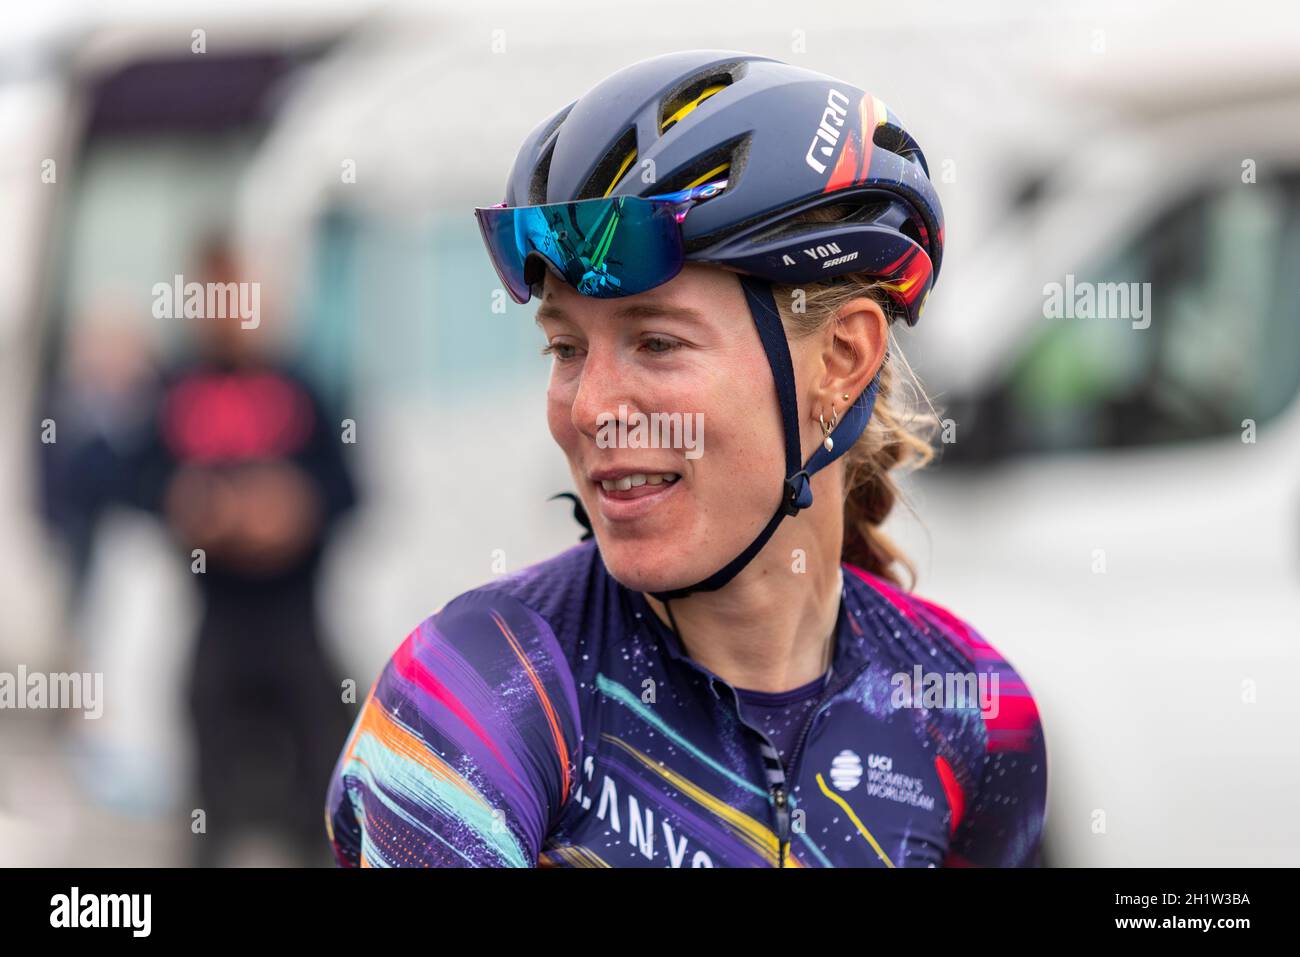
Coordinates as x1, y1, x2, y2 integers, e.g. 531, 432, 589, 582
804, 88, 852, 176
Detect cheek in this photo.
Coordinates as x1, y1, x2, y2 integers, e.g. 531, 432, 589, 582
546, 385, 577, 450
693, 364, 783, 501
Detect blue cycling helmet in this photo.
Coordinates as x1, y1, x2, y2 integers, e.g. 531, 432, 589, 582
494, 49, 946, 600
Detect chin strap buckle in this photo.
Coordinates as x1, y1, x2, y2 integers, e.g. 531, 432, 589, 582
782, 469, 814, 517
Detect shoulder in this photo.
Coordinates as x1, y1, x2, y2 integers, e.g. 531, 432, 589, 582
470, 538, 605, 626
392, 539, 606, 695
842, 563, 1044, 752
428, 538, 608, 665
372, 538, 613, 726
844, 564, 1049, 865
329, 546, 595, 866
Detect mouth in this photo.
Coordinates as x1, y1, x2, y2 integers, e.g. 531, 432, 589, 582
590, 470, 682, 522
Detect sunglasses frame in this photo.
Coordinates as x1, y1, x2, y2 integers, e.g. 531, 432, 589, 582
474, 179, 728, 304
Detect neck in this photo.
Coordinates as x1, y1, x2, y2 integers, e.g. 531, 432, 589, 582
642, 472, 845, 693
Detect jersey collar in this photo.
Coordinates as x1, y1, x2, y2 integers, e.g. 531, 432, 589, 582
623, 564, 872, 692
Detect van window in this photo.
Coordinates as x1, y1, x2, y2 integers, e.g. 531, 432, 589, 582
941, 173, 1300, 464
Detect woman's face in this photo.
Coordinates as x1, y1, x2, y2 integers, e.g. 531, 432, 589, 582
538, 263, 816, 593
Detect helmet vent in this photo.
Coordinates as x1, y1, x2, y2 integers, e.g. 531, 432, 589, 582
529, 138, 558, 205
872, 121, 927, 172
577, 126, 639, 200
526, 104, 575, 205
658, 69, 736, 135
653, 133, 748, 198
897, 216, 925, 250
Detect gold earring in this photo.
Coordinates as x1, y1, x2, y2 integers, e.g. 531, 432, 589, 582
819, 408, 837, 452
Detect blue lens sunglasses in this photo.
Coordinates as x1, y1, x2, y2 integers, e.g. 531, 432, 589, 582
474, 179, 728, 304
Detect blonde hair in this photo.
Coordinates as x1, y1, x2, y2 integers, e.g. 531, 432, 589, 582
768, 208, 941, 589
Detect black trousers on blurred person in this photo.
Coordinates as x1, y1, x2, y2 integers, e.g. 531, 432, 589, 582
187, 564, 352, 868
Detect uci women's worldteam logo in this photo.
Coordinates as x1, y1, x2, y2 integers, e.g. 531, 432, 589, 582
834, 750, 937, 811
829, 749, 863, 791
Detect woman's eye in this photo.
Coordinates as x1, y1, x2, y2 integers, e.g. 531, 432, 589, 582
642, 336, 682, 355
541, 342, 579, 361
541, 338, 681, 361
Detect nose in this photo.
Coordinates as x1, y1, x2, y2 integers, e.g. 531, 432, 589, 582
569, 341, 637, 442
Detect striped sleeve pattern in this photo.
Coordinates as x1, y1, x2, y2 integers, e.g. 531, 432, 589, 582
324, 590, 583, 867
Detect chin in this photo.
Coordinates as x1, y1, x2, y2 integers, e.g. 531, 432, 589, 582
594, 535, 705, 594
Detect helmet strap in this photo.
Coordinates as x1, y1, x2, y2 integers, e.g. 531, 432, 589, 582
646, 275, 880, 601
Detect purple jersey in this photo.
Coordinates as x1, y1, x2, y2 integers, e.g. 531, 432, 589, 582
325, 539, 1047, 867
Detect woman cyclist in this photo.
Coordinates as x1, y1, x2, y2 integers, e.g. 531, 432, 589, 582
325, 49, 1047, 868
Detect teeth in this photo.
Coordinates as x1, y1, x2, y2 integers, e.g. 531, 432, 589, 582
600, 473, 680, 491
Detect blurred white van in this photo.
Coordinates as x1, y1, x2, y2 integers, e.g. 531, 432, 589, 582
888, 84, 1300, 866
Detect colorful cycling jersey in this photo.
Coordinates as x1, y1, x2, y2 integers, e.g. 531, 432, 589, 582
324, 539, 1048, 868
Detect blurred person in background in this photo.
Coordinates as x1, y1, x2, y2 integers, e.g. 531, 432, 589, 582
130, 234, 357, 867
37, 306, 162, 652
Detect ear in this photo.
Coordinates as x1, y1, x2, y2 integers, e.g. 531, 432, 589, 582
818, 295, 889, 414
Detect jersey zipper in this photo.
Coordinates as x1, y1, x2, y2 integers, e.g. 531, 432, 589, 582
728, 657, 871, 868
775, 659, 873, 866
771, 699, 818, 868
720, 683, 798, 868
772, 784, 791, 867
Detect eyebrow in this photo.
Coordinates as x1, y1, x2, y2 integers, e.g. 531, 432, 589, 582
534, 301, 705, 326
